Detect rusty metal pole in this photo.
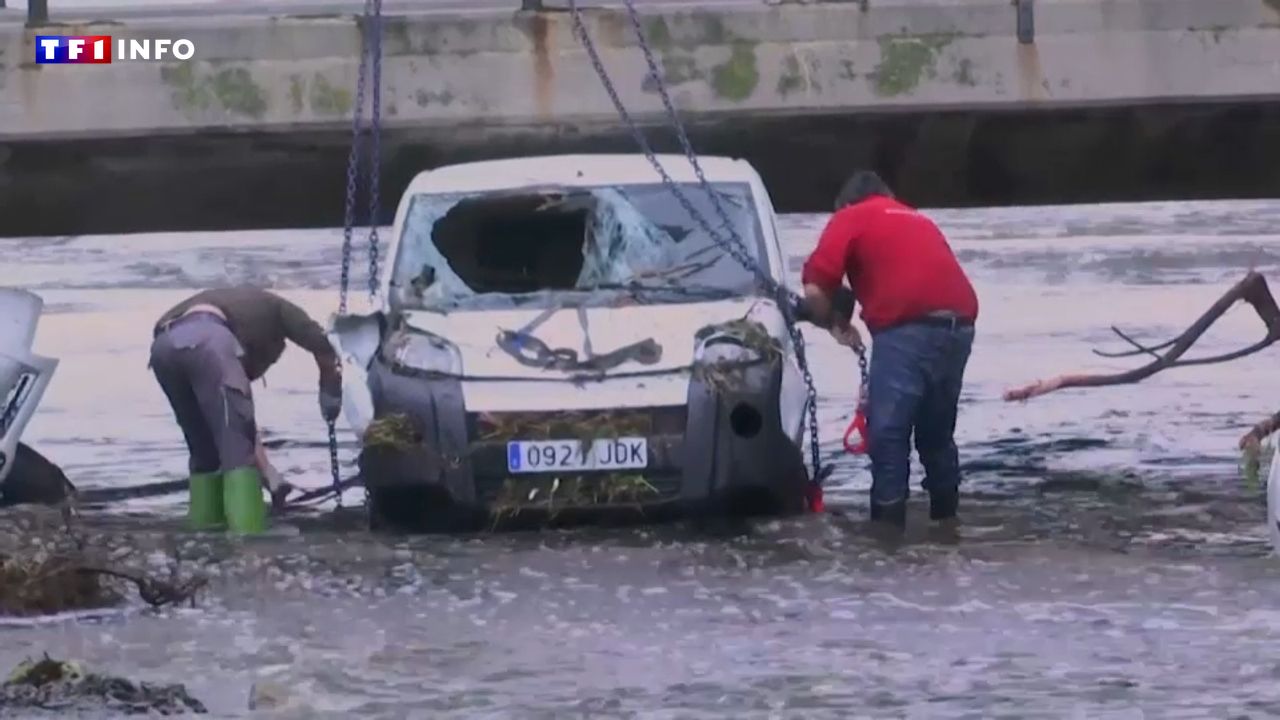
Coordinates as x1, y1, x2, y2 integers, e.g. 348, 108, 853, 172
27, 0, 50, 27
1016, 0, 1035, 44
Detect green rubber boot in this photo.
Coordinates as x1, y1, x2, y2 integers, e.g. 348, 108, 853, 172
223, 466, 268, 535
188, 471, 225, 531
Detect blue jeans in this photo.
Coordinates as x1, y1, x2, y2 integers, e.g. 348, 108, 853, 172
865, 321, 974, 506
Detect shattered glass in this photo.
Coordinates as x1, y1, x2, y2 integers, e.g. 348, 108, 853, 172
388, 182, 768, 312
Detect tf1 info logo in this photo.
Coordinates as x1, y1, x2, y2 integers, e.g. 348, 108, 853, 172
34, 35, 196, 64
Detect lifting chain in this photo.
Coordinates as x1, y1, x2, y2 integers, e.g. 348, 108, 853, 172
330, 0, 385, 510
843, 350, 870, 455
567, 0, 830, 485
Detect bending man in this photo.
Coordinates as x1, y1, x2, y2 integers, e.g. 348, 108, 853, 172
800, 171, 979, 529
149, 287, 342, 532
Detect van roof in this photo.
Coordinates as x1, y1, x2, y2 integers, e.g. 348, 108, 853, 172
402, 154, 761, 195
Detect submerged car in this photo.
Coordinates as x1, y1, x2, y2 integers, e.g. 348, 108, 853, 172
331, 154, 815, 531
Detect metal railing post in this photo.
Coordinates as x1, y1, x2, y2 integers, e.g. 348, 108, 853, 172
1015, 0, 1035, 44
27, 0, 50, 27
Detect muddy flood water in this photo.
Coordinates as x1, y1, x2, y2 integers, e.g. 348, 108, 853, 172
4, 200, 1280, 718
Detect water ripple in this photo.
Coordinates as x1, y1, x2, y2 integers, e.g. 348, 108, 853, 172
3, 199, 1280, 717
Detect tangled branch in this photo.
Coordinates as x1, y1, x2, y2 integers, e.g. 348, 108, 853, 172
1, 497, 209, 617
73, 566, 207, 609
1004, 272, 1280, 401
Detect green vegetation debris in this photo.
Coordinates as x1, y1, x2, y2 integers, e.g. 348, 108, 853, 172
363, 414, 421, 451
489, 473, 663, 527
699, 318, 783, 360
8, 656, 84, 686
2, 654, 207, 714
691, 318, 782, 393
474, 410, 652, 447
0, 553, 118, 617
691, 362, 746, 394
1241, 439, 1274, 490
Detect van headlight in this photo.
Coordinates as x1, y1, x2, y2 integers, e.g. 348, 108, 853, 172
387, 331, 463, 376
695, 335, 762, 365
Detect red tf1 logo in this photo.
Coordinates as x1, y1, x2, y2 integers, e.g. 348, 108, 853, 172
34, 35, 196, 64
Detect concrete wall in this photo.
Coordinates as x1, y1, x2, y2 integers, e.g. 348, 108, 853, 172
3, 0, 1280, 236
3, 0, 1280, 141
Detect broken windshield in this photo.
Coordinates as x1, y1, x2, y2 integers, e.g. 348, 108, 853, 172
388, 182, 770, 312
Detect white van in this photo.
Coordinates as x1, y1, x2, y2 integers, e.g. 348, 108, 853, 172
331, 154, 812, 530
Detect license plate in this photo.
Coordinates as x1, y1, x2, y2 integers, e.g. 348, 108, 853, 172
506, 438, 648, 474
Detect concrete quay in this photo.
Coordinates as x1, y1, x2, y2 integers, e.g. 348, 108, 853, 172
1, 0, 1279, 235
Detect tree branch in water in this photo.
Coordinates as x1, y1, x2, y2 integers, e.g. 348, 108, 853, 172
1003, 271, 1280, 401
73, 566, 208, 609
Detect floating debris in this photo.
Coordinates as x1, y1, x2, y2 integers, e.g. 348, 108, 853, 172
2, 654, 207, 715
701, 318, 784, 362
475, 409, 652, 446
362, 413, 421, 451
1241, 439, 1274, 490
248, 680, 293, 711
490, 473, 663, 526
0, 553, 119, 617
691, 318, 783, 393
0, 507, 208, 617
691, 361, 752, 395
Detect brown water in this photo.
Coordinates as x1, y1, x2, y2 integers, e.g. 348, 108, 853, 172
3, 200, 1280, 718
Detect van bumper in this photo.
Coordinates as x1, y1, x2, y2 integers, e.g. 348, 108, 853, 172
358, 357, 808, 529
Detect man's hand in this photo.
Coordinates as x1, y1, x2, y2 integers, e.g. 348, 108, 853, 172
1240, 427, 1263, 453
255, 434, 295, 512
789, 293, 815, 325
319, 388, 342, 423
830, 286, 856, 324
317, 352, 343, 423
801, 283, 836, 328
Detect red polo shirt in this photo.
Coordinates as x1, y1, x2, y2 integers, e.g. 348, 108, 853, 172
800, 195, 978, 333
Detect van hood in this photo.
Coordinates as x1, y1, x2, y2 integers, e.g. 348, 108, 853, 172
394, 297, 782, 380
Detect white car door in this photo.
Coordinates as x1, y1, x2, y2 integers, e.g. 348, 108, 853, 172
0, 289, 59, 484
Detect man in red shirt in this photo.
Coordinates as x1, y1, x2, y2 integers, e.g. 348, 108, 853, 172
799, 171, 978, 529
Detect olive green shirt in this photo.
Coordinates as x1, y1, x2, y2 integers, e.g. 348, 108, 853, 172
156, 286, 339, 393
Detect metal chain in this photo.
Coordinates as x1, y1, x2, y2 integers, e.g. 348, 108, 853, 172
331, 0, 385, 510
568, 0, 828, 484
361, 0, 384, 511
365, 0, 384, 302
338, 0, 372, 316
327, 421, 342, 507
857, 351, 869, 408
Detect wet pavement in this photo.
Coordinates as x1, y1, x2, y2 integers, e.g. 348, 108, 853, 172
3, 199, 1280, 718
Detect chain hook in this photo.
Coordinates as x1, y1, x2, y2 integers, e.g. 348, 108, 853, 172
843, 349, 870, 455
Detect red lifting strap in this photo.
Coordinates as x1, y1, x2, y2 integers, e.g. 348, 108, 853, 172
806, 483, 825, 513
843, 406, 868, 455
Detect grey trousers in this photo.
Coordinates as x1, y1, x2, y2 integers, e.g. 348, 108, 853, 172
149, 312, 257, 474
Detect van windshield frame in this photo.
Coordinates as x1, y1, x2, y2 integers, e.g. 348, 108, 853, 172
387, 181, 773, 312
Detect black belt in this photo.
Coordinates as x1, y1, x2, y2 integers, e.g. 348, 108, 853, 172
153, 310, 226, 338
904, 314, 974, 331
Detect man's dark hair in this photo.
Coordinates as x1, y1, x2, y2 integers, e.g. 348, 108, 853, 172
834, 171, 894, 210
